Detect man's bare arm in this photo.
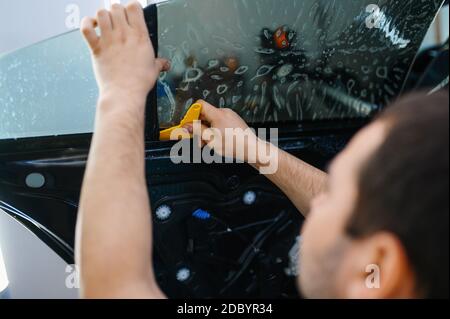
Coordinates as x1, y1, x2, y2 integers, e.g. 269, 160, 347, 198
254, 142, 328, 215
75, 2, 169, 298
191, 100, 328, 216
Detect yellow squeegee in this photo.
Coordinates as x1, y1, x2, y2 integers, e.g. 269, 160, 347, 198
159, 103, 202, 141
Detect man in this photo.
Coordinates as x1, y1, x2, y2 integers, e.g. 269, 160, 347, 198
76, 2, 449, 299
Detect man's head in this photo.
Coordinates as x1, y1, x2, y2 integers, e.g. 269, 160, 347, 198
299, 91, 449, 299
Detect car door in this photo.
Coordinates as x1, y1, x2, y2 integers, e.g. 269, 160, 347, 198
0, 0, 444, 298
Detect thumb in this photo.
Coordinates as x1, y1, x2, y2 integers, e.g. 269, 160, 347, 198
197, 100, 220, 124
154, 58, 171, 73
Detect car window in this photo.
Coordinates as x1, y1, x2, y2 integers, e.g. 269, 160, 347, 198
0, 30, 97, 140
0, 0, 444, 140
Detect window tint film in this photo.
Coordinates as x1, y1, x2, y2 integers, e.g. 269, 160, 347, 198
156, 0, 444, 127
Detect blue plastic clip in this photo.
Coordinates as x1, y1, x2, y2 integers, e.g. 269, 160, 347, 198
192, 209, 211, 220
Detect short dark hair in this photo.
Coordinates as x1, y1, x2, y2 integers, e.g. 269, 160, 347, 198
346, 90, 449, 299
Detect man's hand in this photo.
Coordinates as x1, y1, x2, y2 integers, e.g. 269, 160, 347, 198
81, 2, 169, 102
185, 100, 261, 162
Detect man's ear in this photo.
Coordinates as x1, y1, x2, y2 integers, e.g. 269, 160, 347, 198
343, 232, 417, 299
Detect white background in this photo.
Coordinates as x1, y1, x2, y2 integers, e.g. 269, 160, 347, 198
0, 0, 154, 54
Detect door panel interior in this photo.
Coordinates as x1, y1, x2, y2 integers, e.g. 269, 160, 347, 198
0, 131, 354, 298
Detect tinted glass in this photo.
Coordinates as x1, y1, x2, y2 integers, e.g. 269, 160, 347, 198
157, 0, 443, 127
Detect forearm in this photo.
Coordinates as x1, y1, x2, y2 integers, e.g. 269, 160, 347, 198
76, 93, 164, 298
254, 139, 328, 216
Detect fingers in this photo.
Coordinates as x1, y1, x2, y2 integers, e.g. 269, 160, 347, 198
126, 1, 147, 32
110, 3, 129, 31
155, 58, 171, 73
183, 122, 209, 135
96, 9, 113, 37
80, 17, 99, 51
91, 3, 151, 42
183, 122, 210, 148
197, 100, 220, 124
